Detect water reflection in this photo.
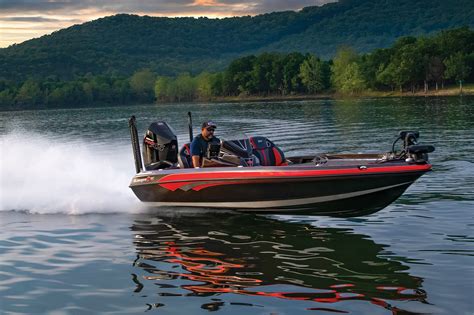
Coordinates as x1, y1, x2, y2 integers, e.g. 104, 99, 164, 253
131, 213, 428, 313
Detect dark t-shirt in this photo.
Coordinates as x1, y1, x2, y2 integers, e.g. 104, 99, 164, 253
190, 134, 220, 157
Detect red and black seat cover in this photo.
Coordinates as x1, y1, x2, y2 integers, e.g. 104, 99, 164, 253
178, 143, 193, 168
249, 136, 287, 166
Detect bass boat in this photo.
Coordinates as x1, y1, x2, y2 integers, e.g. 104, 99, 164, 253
129, 114, 434, 216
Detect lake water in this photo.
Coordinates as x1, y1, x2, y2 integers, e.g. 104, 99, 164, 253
1, 97, 473, 314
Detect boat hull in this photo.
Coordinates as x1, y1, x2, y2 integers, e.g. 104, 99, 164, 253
130, 163, 431, 216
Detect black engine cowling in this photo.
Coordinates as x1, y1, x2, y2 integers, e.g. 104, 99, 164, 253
143, 121, 178, 170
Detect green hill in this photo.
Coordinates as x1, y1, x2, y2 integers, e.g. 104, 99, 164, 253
0, 0, 472, 81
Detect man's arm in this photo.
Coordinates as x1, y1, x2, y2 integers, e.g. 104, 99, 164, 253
190, 137, 201, 167
192, 155, 201, 168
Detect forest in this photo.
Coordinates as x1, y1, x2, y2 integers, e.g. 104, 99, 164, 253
1, 0, 473, 82
0, 27, 473, 110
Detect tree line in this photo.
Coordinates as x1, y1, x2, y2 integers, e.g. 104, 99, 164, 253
155, 27, 473, 100
0, 27, 472, 110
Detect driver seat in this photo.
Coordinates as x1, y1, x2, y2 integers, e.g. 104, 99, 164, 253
178, 143, 193, 168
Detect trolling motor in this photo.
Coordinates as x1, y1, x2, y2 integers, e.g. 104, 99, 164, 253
391, 131, 435, 164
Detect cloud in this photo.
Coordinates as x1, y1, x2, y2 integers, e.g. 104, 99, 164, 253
0, 0, 85, 12
0, 16, 81, 23
0, 0, 336, 15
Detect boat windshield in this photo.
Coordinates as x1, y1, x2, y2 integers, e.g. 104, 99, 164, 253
219, 132, 252, 156
213, 132, 256, 166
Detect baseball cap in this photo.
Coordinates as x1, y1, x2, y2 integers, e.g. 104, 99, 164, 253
201, 121, 217, 129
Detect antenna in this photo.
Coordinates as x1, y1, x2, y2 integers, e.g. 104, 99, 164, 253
187, 112, 193, 143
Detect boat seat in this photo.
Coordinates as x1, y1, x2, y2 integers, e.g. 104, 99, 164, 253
249, 136, 287, 166
178, 143, 193, 168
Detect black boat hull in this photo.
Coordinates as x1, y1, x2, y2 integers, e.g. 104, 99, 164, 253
130, 163, 430, 216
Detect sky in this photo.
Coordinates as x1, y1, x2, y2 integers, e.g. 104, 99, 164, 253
0, 0, 335, 48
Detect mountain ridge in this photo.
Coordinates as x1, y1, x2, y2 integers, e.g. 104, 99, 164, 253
1, 0, 472, 81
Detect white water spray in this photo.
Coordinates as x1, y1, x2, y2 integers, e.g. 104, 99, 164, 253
1, 131, 141, 214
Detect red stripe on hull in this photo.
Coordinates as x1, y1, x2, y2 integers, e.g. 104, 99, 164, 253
159, 181, 193, 191
158, 164, 431, 183
160, 181, 244, 191
156, 164, 431, 191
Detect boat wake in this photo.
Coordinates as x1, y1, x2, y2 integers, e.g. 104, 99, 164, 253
1, 131, 140, 214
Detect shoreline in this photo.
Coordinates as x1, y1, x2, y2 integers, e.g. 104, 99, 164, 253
204, 85, 474, 103
1, 85, 473, 112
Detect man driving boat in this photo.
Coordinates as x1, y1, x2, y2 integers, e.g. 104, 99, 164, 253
190, 121, 220, 167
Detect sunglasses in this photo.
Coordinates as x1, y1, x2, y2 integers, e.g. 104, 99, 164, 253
206, 128, 215, 132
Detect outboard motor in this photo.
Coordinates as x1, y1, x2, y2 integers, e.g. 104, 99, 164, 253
143, 121, 178, 170
392, 130, 435, 164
